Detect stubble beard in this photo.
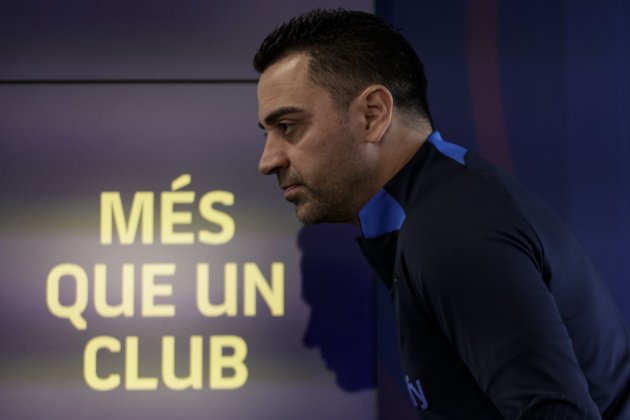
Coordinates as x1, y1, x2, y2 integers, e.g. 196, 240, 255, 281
293, 162, 374, 226
294, 190, 351, 225
288, 116, 376, 225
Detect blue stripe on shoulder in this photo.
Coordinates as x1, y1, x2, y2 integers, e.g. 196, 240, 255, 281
359, 189, 406, 238
428, 131, 467, 165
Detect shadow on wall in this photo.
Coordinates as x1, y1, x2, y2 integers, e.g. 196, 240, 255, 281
298, 223, 376, 391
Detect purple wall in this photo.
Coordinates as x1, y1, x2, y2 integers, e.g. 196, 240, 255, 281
0, 2, 377, 419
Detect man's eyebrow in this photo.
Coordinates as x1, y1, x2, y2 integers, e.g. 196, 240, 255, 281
258, 106, 303, 129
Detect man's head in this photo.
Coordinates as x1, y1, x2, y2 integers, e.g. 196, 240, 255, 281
254, 9, 433, 125
255, 9, 432, 225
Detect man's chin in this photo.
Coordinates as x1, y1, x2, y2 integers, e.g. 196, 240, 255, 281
293, 200, 325, 225
295, 206, 323, 225
295, 202, 353, 225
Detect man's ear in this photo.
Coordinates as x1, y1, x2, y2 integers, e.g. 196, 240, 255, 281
355, 85, 393, 143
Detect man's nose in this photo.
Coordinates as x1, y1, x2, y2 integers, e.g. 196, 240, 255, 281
258, 136, 289, 175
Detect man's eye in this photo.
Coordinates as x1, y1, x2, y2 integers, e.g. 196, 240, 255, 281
279, 123, 293, 134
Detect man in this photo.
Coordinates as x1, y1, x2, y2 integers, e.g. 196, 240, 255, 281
253, 9, 630, 419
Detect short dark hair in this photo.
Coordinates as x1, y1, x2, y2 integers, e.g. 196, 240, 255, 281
253, 9, 433, 126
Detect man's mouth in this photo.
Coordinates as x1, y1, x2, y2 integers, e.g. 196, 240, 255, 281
281, 184, 301, 200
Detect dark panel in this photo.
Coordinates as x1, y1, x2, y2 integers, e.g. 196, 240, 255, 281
0, 0, 371, 80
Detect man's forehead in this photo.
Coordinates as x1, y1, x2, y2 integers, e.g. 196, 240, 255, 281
257, 53, 327, 123
258, 54, 310, 94
266, 53, 309, 76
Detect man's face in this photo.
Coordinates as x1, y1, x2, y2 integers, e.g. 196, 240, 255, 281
257, 54, 373, 224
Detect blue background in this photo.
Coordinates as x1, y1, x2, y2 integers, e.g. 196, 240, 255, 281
378, 0, 629, 325
377, 1, 629, 417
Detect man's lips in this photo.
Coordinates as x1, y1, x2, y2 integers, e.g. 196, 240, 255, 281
281, 184, 301, 200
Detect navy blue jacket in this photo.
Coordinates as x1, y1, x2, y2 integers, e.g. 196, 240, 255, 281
357, 132, 630, 419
